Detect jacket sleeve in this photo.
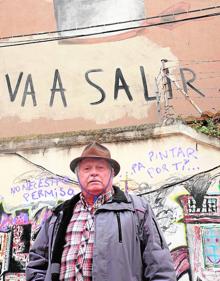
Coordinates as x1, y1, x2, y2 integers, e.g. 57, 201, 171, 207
140, 200, 177, 281
26, 217, 51, 281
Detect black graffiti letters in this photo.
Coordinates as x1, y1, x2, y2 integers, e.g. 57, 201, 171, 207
85, 69, 106, 105
6, 72, 23, 102
87, 66, 153, 104
140, 66, 155, 101
180, 68, 205, 97
21, 74, 37, 107
114, 68, 133, 101
50, 69, 67, 107
5, 69, 67, 107
5, 66, 204, 107
6, 72, 37, 106
87, 66, 174, 103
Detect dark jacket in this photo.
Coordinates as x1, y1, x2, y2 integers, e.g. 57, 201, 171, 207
26, 186, 177, 281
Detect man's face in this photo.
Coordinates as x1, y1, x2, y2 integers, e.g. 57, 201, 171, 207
78, 158, 113, 196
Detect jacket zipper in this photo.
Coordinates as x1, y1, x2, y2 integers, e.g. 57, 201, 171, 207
116, 212, 122, 243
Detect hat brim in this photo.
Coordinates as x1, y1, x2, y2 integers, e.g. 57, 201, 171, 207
70, 156, 120, 176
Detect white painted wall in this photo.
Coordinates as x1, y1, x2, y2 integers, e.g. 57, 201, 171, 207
0, 125, 219, 280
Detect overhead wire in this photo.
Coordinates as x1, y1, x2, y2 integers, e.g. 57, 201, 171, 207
166, 59, 220, 63
165, 75, 220, 83
156, 61, 220, 97
0, 7, 220, 48
166, 60, 220, 68
158, 66, 204, 113
165, 60, 220, 74
0, 5, 220, 41
194, 71, 220, 75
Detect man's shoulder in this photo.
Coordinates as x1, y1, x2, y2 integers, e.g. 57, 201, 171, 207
129, 193, 148, 206
112, 185, 149, 210
129, 193, 150, 215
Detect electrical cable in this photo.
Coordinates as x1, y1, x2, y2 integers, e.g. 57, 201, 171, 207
167, 59, 220, 63
172, 87, 220, 93
195, 71, 220, 75
1, 5, 220, 41
162, 65, 220, 71
165, 75, 220, 83
0, 10, 220, 48
171, 95, 220, 99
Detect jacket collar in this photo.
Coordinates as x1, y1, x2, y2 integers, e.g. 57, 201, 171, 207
53, 185, 128, 215
112, 186, 129, 203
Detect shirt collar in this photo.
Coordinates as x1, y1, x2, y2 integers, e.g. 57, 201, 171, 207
80, 188, 114, 210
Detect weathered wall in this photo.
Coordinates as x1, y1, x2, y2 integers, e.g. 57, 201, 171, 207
0, 1, 219, 280
0, 124, 219, 281
0, 0, 219, 137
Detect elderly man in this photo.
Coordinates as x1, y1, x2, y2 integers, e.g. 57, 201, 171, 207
26, 142, 176, 281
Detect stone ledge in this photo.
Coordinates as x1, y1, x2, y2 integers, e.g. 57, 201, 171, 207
0, 122, 219, 153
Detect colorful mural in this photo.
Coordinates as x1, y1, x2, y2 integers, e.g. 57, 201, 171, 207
0, 130, 219, 280
141, 171, 220, 281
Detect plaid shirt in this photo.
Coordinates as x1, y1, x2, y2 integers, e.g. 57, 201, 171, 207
59, 189, 114, 281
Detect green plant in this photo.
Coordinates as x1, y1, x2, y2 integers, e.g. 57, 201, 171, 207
193, 119, 220, 138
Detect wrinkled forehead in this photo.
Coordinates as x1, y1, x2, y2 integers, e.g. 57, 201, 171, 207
78, 157, 111, 168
